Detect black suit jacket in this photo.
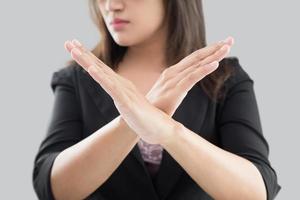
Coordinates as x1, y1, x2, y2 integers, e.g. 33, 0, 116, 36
32, 57, 281, 200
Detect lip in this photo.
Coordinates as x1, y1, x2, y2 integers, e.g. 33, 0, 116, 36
110, 18, 130, 31
110, 18, 130, 25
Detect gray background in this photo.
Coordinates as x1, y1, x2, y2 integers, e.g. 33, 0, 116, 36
0, 1, 298, 199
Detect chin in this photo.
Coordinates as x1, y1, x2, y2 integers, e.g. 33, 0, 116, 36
112, 35, 139, 47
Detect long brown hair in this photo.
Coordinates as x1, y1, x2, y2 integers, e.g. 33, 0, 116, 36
67, 0, 235, 102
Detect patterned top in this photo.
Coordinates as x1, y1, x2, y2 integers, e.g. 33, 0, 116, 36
137, 138, 163, 178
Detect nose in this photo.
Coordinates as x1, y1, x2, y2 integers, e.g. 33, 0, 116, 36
105, 0, 124, 12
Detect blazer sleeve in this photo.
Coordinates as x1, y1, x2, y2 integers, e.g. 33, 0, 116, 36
216, 58, 281, 200
32, 67, 83, 200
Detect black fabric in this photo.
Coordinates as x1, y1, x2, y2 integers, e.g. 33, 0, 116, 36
32, 57, 281, 200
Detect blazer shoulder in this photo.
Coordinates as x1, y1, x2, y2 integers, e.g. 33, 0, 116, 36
50, 62, 82, 92
221, 56, 254, 89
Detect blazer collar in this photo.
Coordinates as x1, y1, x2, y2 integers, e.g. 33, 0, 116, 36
79, 68, 209, 200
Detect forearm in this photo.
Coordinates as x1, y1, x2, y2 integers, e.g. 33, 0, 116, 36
50, 115, 140, 200
161, 123, 267, 200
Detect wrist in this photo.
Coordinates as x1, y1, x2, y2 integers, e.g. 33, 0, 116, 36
117, 116, 141, 141
160, 120, 183, 148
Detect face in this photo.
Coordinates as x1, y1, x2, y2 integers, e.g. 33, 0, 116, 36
98, 0, 166, 47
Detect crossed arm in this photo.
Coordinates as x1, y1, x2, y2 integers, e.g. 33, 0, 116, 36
49, 38, 267, 200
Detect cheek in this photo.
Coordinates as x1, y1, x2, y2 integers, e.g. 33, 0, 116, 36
131, 13, 165, 37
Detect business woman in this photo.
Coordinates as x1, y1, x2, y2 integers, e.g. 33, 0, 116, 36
32, 0, 281, 199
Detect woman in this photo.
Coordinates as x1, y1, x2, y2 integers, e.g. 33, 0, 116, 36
32, 0, 281, 199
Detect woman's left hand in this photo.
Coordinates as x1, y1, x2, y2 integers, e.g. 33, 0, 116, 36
64, 39, 178, 144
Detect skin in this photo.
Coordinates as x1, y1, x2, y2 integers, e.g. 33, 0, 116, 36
50, 0, 267, 199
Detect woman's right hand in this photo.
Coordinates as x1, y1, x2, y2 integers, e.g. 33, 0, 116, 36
64, 37, 233, 117
145, 37, 234, 116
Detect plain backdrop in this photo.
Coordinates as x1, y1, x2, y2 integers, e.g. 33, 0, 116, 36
0, 1, 298, 199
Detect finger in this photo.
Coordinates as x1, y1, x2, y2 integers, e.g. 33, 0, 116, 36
71, 39, 116, 75
70, 47, 95, 72
224, 36, 234, 46
165, 44, 230, 88
190, 37, 232, 60
64, 40, 75, 52
68, 41, 113, 77
168, 36, 233, 75
65, 39, 107, 73
198, 44, 231, 66
69, 40, 134, 95
177, 61, 219, 92
70, 39, 124, 85
71, 39, 103, 66
68, 40, 144, 107
88, 65, 114, 90
87, 65, 122, 100
66, 39, 109, 81
89, 65, 135, 108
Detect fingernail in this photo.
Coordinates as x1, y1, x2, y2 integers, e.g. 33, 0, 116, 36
65, 41, 75, 49
224, 36, 234, 44
72, 48, 82, 56
72, 39, 82, 47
